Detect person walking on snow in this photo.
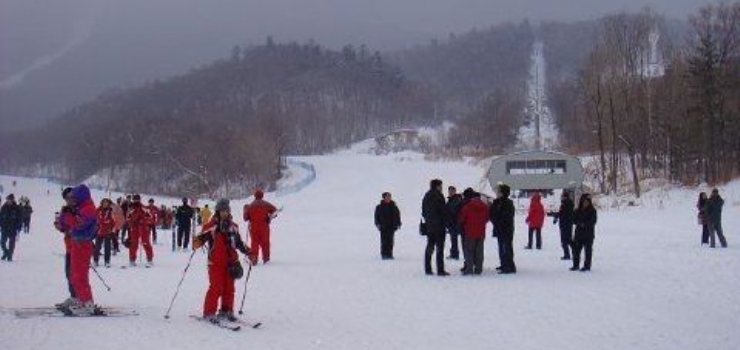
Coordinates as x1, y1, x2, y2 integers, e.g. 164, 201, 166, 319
459, 189, 488, 275
93, 198, 115, 267
706, 188, 727, 248
59, 184, 98, 315
243, 190, 277, 265
422, 179, 449, 276
175, 198, 195, 250
374, 192, 401, 260
549, 191, 574, 260
126, 194, 154, 267
53, 187, 76, 309
445, 186, 464, 260
490, 184, 516, 274
571, 193, 597, 272
20, 198, 32, 234
193, 199, 250, 323
0, 194, 22, 261
525, 192, 545, 250
697, 192, 709, 245
146, 198, 160, 244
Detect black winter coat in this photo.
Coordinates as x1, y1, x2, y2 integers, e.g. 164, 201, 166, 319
445, 194, 464, 228
489, 197, 515, 240
573, 206, 597, 241
554, 198, 575, 229
0, 202, 22, 233
706, 195, 724, 225
422, 189, 446, 233
175, 204, 195, 226
375, 200, 401, 231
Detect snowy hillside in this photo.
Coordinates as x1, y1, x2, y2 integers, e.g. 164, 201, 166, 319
0, 147, 738, 350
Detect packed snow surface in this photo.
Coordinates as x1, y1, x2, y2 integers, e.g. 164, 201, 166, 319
0, 149, 738, 350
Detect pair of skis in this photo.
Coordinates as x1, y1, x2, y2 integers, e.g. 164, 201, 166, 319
189, 315, 262, 331
5, 306, 139, 318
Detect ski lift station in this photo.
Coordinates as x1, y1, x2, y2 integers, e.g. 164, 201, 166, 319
487, 150, 584, 194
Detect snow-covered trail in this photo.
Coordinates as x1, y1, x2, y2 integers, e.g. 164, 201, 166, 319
0, 151, 738, 350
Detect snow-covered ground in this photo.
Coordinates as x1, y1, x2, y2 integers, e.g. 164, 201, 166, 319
0, 148, 738, 350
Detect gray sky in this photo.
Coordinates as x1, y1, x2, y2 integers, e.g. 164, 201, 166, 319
0, 0, 718, 129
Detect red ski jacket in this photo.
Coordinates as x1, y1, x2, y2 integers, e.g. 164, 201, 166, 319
97, 207, 115, 237
198, 217, 248, 267
526, 193, 545, 229
458, 197, 489, 239
243, 200, 277, 232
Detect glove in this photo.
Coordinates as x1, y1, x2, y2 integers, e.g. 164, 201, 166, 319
192, 235, 205, 250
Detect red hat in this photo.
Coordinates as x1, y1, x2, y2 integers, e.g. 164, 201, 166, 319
254, 190, 264, 199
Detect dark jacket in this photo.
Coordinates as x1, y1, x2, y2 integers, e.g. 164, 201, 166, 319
553, 197, 575, 229
489, 197, 515, 240
422, 189, 446, 233
573, 206, 597, 241
375, 200, 401, 232
445, 194, 464, 228
0, 201, 22, 233
175, 204, 195, 226
706, 195, 724, 225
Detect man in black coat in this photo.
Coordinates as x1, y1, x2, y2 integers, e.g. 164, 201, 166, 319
0, 194, 22, 261
445, 186, 464, 260
175, 197, 195, 250
422, 179, 449, 276
706, 188, 727, 248
571, 193, 597, 272
489, 184, 516, 274
550, 191, 575, 260
374, 192, 401, 260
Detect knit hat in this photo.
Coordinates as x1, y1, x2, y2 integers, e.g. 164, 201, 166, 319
215, 198, 230, 212
254, 190, 264, 200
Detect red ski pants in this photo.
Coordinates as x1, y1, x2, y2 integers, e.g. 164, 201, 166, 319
248, 228, 270, 263
69, 240, 93, 302
203, 264, 235, 316
128, 226, 153, 262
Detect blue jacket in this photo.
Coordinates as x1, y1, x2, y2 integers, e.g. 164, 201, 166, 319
70, 185, 98, 241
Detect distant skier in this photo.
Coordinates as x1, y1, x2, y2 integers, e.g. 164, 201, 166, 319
422, 179, 449, 276
93, 198, 115, 268
59, 184, 98, 315
19, 198, 33, 234
489, 184, 516, 274
126, 194, 154, 267
549, 191, 574, 260
244, 190, 277, 265
459, 189, 488, 275
697, 192, 709, 245
706, 188, 727, 248
53, 187, 76, 308
525, 192, 545, 250
571, 193, 597, 272
146, 198, 160, 244
0, 194, 22, 261
193, 199, 250, 323
445, 186, 464, 260
374, 192, 401, 260
175, 198, 195, 251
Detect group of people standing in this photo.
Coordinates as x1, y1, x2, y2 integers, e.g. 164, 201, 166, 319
375, 179, 601, 276
0, 194, 33, 261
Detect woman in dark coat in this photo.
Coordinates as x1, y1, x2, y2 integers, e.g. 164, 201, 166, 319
697, 192, 709, 245
570, 194, 597, 272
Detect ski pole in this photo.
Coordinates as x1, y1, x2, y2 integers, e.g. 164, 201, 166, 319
238, 259, 254, 315
164, 248, 198, 319
90, 264, 112, 292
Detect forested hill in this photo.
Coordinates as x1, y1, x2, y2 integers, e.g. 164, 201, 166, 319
0, 42, 436, 196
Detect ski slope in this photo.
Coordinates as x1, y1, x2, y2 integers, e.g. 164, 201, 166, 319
0, 149, 738, 350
